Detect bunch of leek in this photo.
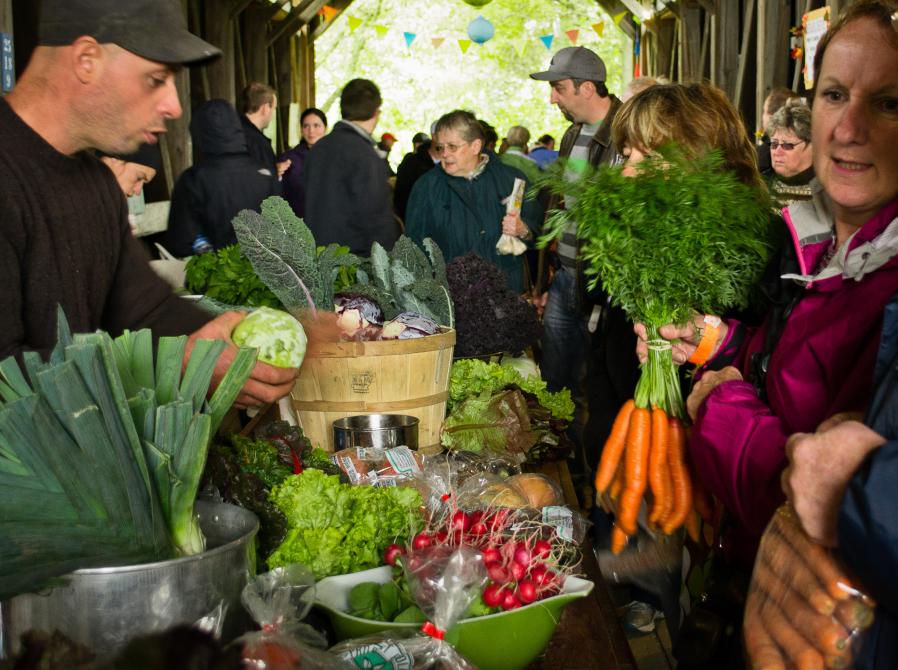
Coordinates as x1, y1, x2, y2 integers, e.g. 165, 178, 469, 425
0, 310, 256, 600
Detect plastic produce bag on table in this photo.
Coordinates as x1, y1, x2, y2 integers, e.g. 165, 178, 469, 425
744, 505, 875, 670
332, 446, 424, 486
237, 564, 355, 670
330, 546, 487, 669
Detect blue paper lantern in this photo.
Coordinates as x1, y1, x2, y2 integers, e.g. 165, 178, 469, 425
467, 15, 495, 44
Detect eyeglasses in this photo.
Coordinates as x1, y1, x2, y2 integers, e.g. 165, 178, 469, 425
769, 140, 807, 151
433, 141, 471, 154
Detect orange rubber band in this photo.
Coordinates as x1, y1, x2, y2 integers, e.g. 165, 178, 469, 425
688, 315, 721, 367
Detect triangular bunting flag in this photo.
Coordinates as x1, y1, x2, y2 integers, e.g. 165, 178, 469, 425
632, 15, 642, 25
404, 32, 416, 48
613, 11, 627, 26
539, 34, 554, 50
319, 5, 338, 21
565, 29, 579, 45
592, 22, 605, 38
514, 40, 528, 58
458, 39, 472, 54
374, 25, 389, 37
347, 16, 363, 33
431, 37, 445, 49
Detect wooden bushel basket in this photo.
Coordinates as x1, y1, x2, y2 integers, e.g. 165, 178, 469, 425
291, 329, 456, 453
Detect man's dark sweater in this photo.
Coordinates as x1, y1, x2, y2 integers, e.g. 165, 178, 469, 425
303, 120, 398, 256
0, 99, 211, 360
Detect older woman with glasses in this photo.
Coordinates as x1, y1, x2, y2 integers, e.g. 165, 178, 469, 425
404, 109, 543, 293
765, 99, 815, 206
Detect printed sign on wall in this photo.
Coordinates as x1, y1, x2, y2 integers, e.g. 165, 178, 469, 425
1, 33, 13, 92
803, 7, 830, 90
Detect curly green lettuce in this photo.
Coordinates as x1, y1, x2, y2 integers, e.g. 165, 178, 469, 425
267, 469, 423, 579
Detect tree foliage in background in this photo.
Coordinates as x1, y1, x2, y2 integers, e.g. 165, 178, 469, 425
314, 0, 628, 162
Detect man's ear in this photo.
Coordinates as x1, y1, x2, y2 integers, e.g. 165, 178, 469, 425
71, 36, 104, 84
472, 138, 484, 154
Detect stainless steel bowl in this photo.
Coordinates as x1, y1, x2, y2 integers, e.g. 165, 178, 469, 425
332, 414, 419, 451
0, 501, 258, 659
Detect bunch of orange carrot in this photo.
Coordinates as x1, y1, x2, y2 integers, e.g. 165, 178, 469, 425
597, 399, 713, 554
744, 506, 875, 670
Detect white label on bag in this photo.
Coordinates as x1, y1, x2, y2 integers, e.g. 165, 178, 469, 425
339, 641, 414, 669
339, 456, 363, 485
543, 505, 574, 541
384, 446, 421, 475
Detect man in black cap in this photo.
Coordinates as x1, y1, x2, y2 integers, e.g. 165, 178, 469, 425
0, 0, 299, 406
529, 46, 632, 501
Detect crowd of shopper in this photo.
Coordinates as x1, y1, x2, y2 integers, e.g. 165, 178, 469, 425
4, 0, 898, 668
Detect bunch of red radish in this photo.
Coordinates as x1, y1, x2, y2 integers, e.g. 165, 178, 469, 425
385, 507, 577, 613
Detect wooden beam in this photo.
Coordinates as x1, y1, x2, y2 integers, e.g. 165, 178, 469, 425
311, 0, 354, 39
699, 10, 710, 81
230, 0, 254, 19
711, 0, 739, 97
267, 7, 304, 47
734, 0, 756, 109
204, 0, 237, 102
297, 0, 331, 24
296, 23, 315, 110
694, 0, 717, 14
243, 2, 271, 84
679, 3, 702, 82
164, 49, 194, 188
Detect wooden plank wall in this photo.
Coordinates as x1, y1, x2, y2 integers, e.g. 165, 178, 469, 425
636, 0, 846, 135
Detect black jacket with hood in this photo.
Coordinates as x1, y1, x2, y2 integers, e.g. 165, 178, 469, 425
166, 100, 280, 256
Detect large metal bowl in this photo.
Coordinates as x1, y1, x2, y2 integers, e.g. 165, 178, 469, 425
332, 414, 419, 451
0, 500, 258, 659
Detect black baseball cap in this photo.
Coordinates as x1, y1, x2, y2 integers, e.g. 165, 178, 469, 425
530, 46, 607, 82
39, 0, 221, 65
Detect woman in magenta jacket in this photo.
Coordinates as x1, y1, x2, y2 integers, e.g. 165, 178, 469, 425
635, 0, 898, 567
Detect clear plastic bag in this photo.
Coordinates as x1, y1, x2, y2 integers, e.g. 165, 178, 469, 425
744, 505, 875, 670
329, 546, 487, 669
332, 446, 424, 487
237, 565, 355, 670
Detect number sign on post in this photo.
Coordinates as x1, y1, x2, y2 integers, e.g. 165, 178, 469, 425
1, 33, 13, 92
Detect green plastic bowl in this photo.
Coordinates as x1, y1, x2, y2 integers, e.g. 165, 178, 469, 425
315, 566, 594, 670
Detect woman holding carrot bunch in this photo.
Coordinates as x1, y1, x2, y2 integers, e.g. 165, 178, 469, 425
634, 0, 898, 577
540, 80, 776, 636
587, 80, 774, 547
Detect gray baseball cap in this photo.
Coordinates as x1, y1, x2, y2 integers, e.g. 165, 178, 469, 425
530, 46, 606, 82
39, 0, 221, 65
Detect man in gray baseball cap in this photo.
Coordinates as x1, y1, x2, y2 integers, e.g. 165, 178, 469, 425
528, 45, 628, 509
0, 0, 299, 407
38, 0, 221, 66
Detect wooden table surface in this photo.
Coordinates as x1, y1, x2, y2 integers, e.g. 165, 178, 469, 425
527, 461, 638, 670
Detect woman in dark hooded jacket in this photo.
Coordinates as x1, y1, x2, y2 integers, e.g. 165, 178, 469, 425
165, 99, 280, 256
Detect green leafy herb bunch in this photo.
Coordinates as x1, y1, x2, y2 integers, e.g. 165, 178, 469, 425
539, 148, 775, 416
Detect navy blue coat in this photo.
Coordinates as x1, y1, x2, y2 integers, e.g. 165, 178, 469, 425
302, 120, 398, 256
839, 291, 898, 669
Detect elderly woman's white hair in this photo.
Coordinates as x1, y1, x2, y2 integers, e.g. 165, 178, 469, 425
765, 98, 811, 143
